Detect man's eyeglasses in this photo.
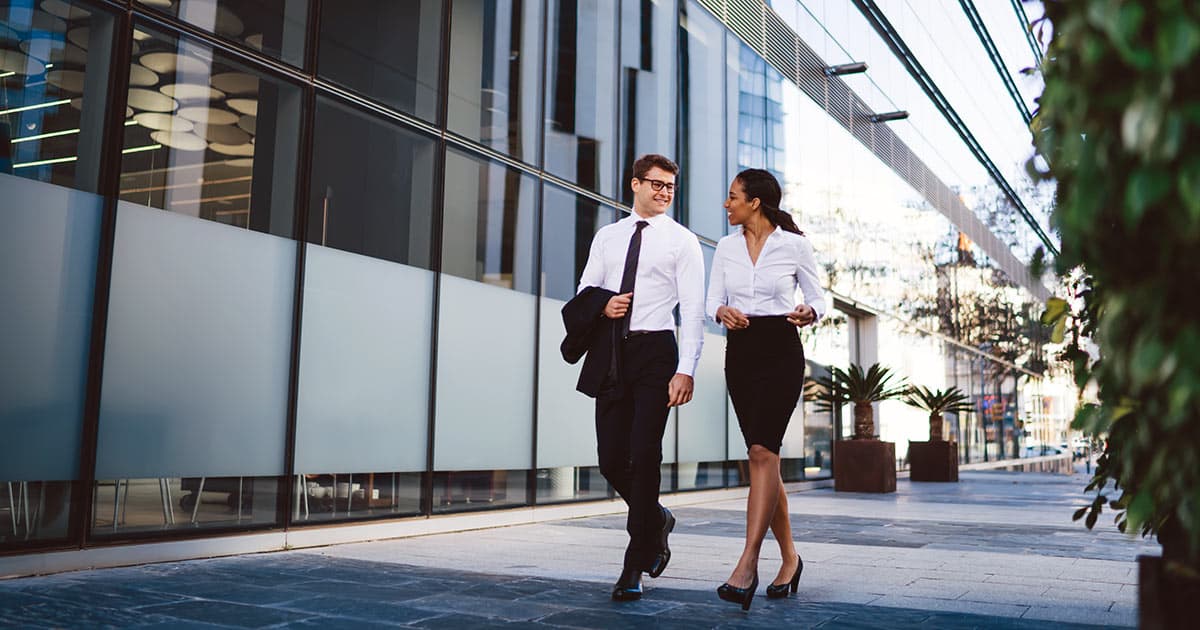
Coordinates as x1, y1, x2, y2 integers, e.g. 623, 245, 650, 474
638, 177, 676, 194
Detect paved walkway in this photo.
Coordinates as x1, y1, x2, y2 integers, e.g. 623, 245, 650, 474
0, 468, 1157, 628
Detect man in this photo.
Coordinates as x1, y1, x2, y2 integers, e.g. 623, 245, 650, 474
571, 154, 705, 600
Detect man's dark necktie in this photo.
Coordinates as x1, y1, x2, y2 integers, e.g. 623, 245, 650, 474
618, 220, 650, 338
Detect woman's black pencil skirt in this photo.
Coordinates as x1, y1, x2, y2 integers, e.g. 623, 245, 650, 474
725, 315, 806, 455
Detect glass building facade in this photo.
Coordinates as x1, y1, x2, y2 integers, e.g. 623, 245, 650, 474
1, 0, 1068, 556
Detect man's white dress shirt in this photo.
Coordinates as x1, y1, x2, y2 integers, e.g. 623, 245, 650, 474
577, 212, 706, 377
705, 225, 827, 324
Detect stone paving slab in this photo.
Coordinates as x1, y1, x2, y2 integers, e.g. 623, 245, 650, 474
0, 469, 1157, 627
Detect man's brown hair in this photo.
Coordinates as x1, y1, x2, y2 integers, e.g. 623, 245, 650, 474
631, 154, 679, 180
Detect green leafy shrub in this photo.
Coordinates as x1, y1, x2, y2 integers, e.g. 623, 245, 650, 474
1031, 0, 1200, 561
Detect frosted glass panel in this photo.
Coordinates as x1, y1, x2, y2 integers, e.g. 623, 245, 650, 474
295, 245, 433, 473
663, 411, 677, 465
727, 395, 747, 461
96, 202, 294, 479
434, 275, 535, 470
0, 175, 101, 481
678, 332, 727, 463
779, 406, 806, 459
535, 297, 597, 469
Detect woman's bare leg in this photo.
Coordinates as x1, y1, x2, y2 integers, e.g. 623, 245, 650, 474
725, 445, 780, 588
768, 467, 800, 585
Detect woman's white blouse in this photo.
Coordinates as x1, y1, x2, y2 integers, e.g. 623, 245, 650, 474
705, 226, 827, 324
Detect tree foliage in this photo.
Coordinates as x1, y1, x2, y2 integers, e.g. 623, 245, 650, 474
1032, 0, 1200, 560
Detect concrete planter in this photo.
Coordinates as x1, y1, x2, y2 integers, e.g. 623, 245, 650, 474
908, 440, 959, 482
833, 440, 896, 493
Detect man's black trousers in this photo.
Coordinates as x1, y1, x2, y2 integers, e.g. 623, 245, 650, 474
595, 330, 675, 571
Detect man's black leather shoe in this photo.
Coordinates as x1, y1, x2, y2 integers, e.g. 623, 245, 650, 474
645, 506, 675, 578
611, 566, 643, 601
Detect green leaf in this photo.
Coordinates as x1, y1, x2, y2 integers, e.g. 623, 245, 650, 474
1179, 157, 1200, 224
1128, 336, 1166, 386
1051, 317, 1067, 344
1154, 17, 1200, 69
1125, 168, 1171, 225
1127, 491, 1156, 532
1041, 297, 1069, 325
1073, 506, 1089, 521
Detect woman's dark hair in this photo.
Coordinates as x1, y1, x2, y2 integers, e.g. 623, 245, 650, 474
735, 168, 803, 235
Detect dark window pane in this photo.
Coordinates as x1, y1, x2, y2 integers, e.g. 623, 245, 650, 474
293, 472, 421, 524
442, 148, 538, 293
1, 0, 117, 192
135, 0, 308, 67
535, 466, 609, 504
448, 0, 542, 164
540, 182, 617, 301
544, 0, 617, 197
432, 470, 528, 513
119, 24, 303, 237
619, 0, 676, 206
308, 95, 437, 267
677, 462, 726, 490
679, 1, 727, 241
317, 0, 441, 122
91, 476, 280, 536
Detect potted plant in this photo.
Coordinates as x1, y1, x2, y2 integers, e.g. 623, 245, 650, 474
808, 363, 907, 493
1032, 1, 1200, 626
903, 386, 974, 482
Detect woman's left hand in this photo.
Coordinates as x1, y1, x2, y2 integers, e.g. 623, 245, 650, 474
787, 304, 815, 327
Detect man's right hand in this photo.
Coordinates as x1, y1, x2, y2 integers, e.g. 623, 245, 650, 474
604, 293, 633, 318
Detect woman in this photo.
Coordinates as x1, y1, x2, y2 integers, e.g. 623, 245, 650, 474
706, 169, 825, 610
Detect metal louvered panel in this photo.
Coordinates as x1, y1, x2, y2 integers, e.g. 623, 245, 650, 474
726, 0, 764, 53
690, 0, 1047, 300
762, 9, 797, 79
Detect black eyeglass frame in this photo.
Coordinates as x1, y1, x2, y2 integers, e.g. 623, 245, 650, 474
636, 176, 677, 194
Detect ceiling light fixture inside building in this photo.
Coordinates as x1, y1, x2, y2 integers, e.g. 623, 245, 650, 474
869, 110, 909, 123
823, 62, 868, 76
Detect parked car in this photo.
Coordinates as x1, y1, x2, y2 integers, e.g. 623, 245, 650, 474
1022, 444, 1067, 458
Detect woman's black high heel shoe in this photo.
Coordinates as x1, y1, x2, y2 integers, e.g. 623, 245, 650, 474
717, 575, 759, 611
765, 554, 803, 599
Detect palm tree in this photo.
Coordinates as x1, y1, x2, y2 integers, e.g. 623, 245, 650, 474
902, 386, 974, 442
807, 363, 908, 440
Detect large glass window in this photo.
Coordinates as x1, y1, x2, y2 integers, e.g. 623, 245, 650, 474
619, 0, 676, 206
679, 1, 727, 241
98, 23, 301, 537
535, 183, 617, 503
316, 0, 441, 123
544, 0, 617, 197
119, 24, 303, 237
433, 150, 539, 514
307, 95, 437, 267
96, 198, 294, 535
733, 41, 767, 174
1, 0, 117, 192
1, 0, 114, 548
293, 96, 438, 526
135, 0, 308, 68
448, 0, 543, 164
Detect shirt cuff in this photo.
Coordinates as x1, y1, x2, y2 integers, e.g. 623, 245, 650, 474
675, 358, 698, 377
